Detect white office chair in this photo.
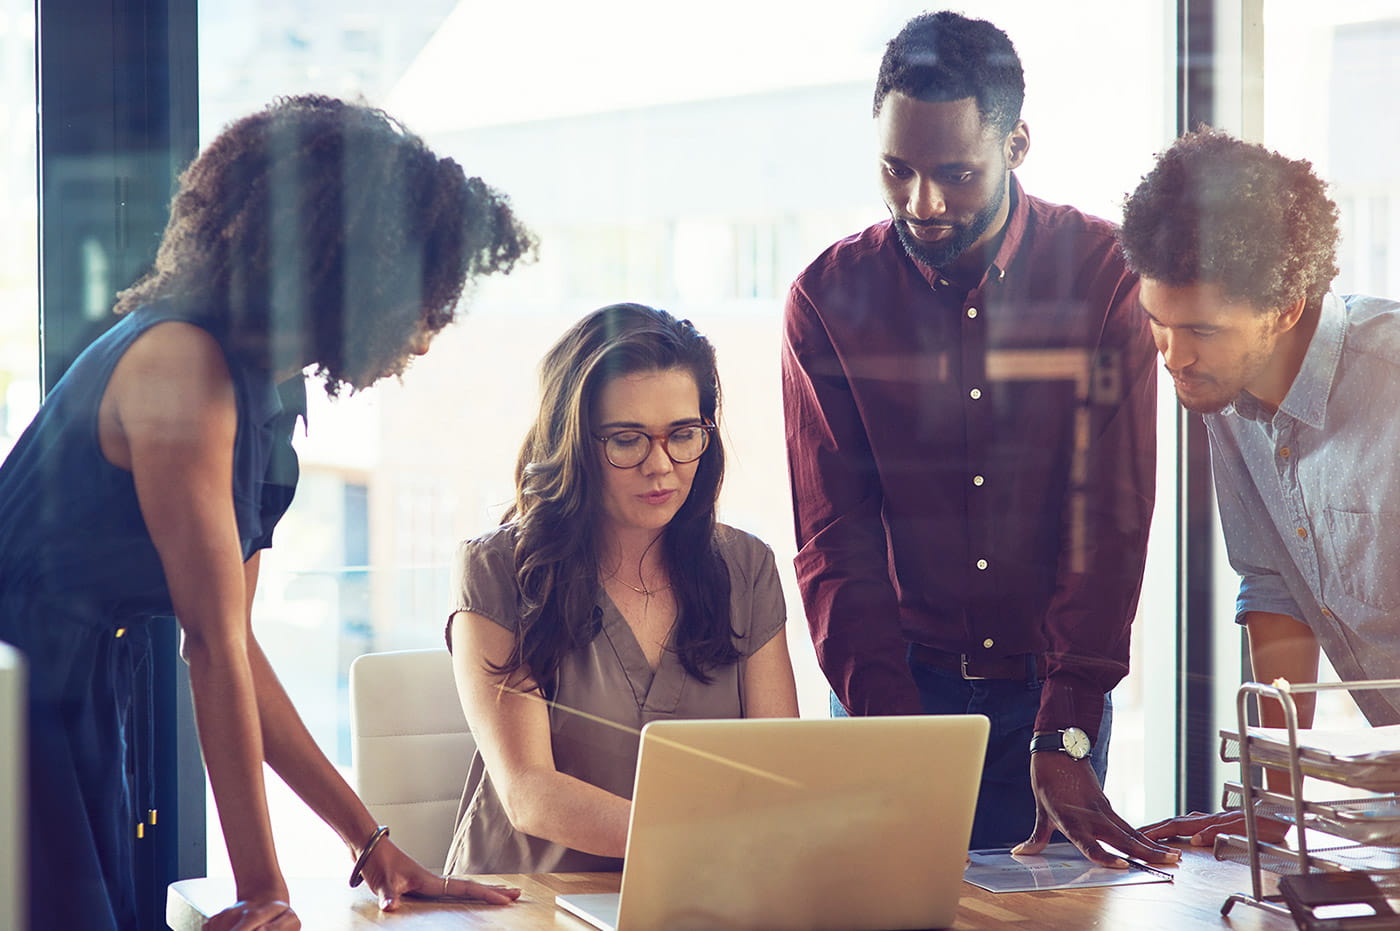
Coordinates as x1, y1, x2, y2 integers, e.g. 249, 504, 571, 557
349, 648, 475, 869
0, 641, 27, 931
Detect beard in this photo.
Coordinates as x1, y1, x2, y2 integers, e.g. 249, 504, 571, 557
891, 170, 1007, 270
1171, 374, 1236, 414
1169, 334, 1278, 414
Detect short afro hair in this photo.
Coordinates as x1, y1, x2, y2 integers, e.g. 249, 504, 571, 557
873, 11, 1024, 134
1119, 129, 1339, 312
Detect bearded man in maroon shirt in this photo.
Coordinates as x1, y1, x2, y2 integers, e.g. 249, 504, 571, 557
781, 10, 1175, 867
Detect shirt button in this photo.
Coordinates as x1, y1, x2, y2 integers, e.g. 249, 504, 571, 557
969, 387, 983, 400
976, 558, 989, 570
967, 307, 979, 319
1296, 527, 1308, 540
937, 278, 949, 287
1279, 447, 1291, 458
973, 474, 985, 486
1321, 608, 1333, 619
982, 638, 994, 649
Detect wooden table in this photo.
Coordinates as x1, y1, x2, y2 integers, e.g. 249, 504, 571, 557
167, 871, 613, 930
168, 845, 1293, 930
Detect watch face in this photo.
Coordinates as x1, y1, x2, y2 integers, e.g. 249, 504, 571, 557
1063, 727, 1091, 760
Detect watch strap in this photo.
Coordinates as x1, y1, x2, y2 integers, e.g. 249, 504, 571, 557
1028, 727, 1092, 760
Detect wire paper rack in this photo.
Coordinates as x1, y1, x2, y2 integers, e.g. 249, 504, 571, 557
1215, 678, 1400, 924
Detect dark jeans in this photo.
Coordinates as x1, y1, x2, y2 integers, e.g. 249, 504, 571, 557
830, 649, 1112, 850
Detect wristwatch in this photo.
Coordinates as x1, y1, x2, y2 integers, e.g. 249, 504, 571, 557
1029, 727, 1092, 761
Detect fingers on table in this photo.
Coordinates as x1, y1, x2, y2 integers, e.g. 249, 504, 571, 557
1059, 812, 1181, 867
1140, 811, 1222, 839
1099, 810, 1181, 862
1049, 811, 1129, 868
442, 876, 523, 905
226, 903, 299, 931
269, 908, 301, 931
1069, 837, 1130, 869
1011, 808, 1056, 855
1113, 830, 1183, 863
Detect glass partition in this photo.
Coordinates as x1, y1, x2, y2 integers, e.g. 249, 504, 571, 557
197, 0, 1178, 874
1254, 0, 1400, 729
0, 0, 37, 459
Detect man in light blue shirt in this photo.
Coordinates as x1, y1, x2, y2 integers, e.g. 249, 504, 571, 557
1117, 130, 1400, 844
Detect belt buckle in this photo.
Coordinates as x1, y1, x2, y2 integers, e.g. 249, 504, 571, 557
959, 654, 987, 680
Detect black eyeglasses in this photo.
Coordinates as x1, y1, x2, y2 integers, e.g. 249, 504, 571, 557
594, 423, 715, 469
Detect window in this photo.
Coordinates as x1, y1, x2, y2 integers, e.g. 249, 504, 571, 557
0, 0, 37, 458
197, 0, 1178, 874
1255, 0, 1400, 730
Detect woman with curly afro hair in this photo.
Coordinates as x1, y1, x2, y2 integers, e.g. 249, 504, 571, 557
0, 94, 535, 930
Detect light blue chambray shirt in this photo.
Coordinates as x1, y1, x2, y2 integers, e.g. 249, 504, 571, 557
1206, 292, 1400, 725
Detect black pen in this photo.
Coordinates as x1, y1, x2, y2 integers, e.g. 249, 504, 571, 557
1123, 857, 1176, 882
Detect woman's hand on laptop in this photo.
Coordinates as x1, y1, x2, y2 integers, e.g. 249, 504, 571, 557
1012, 752, 1182, 868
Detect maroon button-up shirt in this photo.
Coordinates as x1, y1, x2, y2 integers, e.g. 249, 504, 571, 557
781, 176, 1155, 738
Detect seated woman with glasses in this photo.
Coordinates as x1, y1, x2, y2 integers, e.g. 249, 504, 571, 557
443, 302, 799, 874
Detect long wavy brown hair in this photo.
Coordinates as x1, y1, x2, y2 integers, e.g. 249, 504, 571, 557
495, 303, 738, 692
115, 94, 536, 394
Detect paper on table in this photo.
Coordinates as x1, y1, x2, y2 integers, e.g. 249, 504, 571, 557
963, 844, 1173, 893
1246, 724, 1400, 762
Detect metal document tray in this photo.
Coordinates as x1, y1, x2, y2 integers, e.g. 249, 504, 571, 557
1214, 831, 1400, 877
1217, 679, 1400, 924
1219, 724, 1400, 794
1223, 782, 1400, 847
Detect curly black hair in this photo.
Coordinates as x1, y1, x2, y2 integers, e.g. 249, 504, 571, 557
115, 94, 537, 394
873, 11, 1024, 133
1119, 129, 1339, 312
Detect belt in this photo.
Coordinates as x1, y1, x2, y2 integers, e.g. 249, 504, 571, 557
909, 643, 1048, 681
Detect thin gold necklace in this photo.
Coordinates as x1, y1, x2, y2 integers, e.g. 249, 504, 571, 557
601, 536, 670, 611
604, 572, 671, 597
603, 573, 669, 621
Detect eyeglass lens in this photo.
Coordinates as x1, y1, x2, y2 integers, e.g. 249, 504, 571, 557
605, 425, 709, 467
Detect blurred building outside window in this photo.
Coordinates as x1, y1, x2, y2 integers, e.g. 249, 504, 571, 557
198, 0, 1193, 876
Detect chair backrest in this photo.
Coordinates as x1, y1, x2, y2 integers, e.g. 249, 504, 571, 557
0, 641, 26, 931
349, 648, 474, 869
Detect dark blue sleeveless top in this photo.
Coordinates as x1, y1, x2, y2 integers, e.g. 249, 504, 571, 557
0, 302, 305, 931
0, 301, 303, 630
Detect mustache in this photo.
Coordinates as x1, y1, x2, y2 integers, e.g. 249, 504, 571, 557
900, 217, 957, 229
1166, 366, 1214, 384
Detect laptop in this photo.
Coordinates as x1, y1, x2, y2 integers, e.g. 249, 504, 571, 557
556, 714, 988, 931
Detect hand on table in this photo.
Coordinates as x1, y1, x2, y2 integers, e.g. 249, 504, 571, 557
360, 837, 522, 911
1012, 751, 1182, 869
202, 899, 298, 930
1139, 808, 1289, 848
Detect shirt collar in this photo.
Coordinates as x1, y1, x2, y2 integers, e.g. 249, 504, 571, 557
986, 173, 1028, 283
1276, 292, 1345, 429
1227, 292, 1344, 429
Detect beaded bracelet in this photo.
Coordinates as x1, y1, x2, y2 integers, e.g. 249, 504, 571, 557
349, 825, 390, 888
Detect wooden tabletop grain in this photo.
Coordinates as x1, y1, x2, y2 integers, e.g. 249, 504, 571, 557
167, 845, 1295, 930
